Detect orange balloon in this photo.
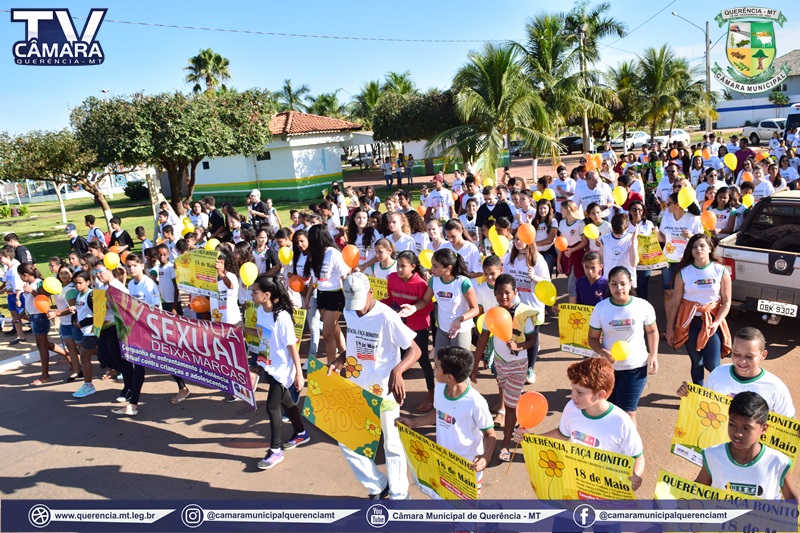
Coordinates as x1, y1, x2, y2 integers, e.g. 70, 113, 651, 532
701, 148, 710, 160
34, 294, 51, 313
517, 391, 549, 428
670, 149, 678, 158
484, 306, 512, 343
517, 223, 536, 245
755, 152, 765, 162
109, 245, 121, 253
416, 205, 426, 216
742, 171, 753, 182
702, 200, 713, 211
593, 153, 602, 167
554, 236, 569, 252
288, 275, 306, 293
120, 251, 130, 264
584, 159, 596, 171
190, 296, 210, 313
342, 244, 360, 269
701, 210, 717, 231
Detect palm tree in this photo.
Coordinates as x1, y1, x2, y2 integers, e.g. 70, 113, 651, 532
768, 91, 790, 117
634, 45, 681, 141
305, 91, 350, 119
350, 80, 383, 128
277, 79, 310, 112
663, 58, 710, 143
606, 60, 639, 153
184, 48, 231, 94
382, 71, 418, 96
427, 43, 557, 181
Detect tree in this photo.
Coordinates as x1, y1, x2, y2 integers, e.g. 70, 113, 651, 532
752, 49, 768, 70
373, 90, 461, 142
71, 90, 275, 215
276, 79, 309, 112
305, 91, 350, 119
185, 48, 232, 94
769, 91, 790, 116
382, 71, 419, 96
0, 129, 116, 226
634, 45, 681, 141
663, 58, 711, 144
350, 80, 383, 129
427, 43, 557, 181
605, 60, 639, 153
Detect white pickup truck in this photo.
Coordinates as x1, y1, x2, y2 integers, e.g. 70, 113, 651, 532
717, 191, 800, 323
741, 118, 786, 146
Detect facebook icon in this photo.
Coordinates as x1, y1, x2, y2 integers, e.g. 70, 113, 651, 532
573, 504, 597, 528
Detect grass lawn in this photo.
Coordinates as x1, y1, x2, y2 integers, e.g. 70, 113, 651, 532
1, 196, 310, 266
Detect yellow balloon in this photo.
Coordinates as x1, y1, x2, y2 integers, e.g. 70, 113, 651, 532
239, 262, 258, 287
42, 277, 63, 295
611, 340, 631, 361
493, 235, 510, 256
532, 190, 543, 202
693, 150, 701, 157
476, 314, 485, 334
103, 252, 120, 270
484, 177, 495, 187
181, 227, 193, 237
488, 226, 498, 242
741, 193, 754, 208
418, 249, 433, 270
542, 188, 555, 201
534, 280, 557, 306
583, 224, 599, 240
612, 186, 627, 206
723, 153, 737, 171
278, 247, 293, 266
677, 187, 696, 209
205, 238, 220, 251
183, 218, 193, 227
183, 221, 195, 233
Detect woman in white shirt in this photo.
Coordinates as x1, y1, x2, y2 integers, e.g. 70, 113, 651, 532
767, 162, 788, 194
707, 187, 735, 239
751, 166, 775, 202
658, 191, 703, 309
627, 200, 655, 301
778, 156, 799, 189
689, 156, 705, 187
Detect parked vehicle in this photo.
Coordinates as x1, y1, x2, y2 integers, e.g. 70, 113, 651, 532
784, 104, 800, 137
348, 153, 374, 166
610, 131, 650, 151
716, 191, 800, 324
651, 128, 691, 147
558, 136, 596, 154
742, 118, 786, 146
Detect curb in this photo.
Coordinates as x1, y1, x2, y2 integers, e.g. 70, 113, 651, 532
0, 350, 56, 374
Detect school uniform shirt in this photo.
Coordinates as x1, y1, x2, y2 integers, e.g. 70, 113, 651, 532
460, 193, 484, 212
752, 180, 774, 202
558, 400, 644, 457
22, 279, 44, 316
459, 214, 479, 241
390, 233, 415, 254
600, 232, 637, 287
588, 220, 612, 253
412, 232, 430, 255
312, 247, 350, 292
680, 262, 725, 306
502, 253, 549, 325
573, 181, 614, 218
514, 207, 536, 228
630, 178, 644, 198
779, 165, 799, 185
626, 219, 655, 237
708, 208, 733, 235
589, 296, 656, 371
189, 212, 209, 229
140, 238, 154, 253
343, 300, 416, 400
75, 290, 94, 336
429, 275, 474, 334
705, 365, 795, 418
656, 177, 674, 204
689, 168, 704, 187
434, 383, 493, 461
368, 260, 397, 281
696, 181, 719, 202
253, 248, 269, 274
451, 178, 464, 195
549, 177, 576, 213
256, 308, 298, 388
535, 219, 559, 252
354, 233, 376, 264
128, 276, 161, 308
156, 262, 177, 304
440, 241, 482, 276
493, 305, 536, 364
426, 189, 454, 220
87, 226, 105, 245
702, 443, 791, 500
659, 212, 703, 263
3, 259, 22, 294
475, 281, 499, 313
211, 272, 241, 324
575, 276, 608, 307
558, 219, 585, 247
53, 283, 78, 327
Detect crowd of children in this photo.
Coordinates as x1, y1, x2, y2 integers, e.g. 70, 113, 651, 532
3, 138, 796, 502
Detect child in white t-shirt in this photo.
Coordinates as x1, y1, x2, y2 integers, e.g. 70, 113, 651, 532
211, 250, 241, 325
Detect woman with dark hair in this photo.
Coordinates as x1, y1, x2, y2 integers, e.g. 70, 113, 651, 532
666, 233, 732, 386
708, 187, 734, 239
291, 230, 319, 361
212, 248, 242, 325
404, 210, 430, 254
345, 207, 378, 272
658, 191, 703, 309
304, 225, 350, 364
627, 199, 655, 301
532, 199, 558, 275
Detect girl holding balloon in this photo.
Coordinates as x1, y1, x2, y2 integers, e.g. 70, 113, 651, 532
18, 263, 70, 386
583, 203, 611, 253
587, 266, 659, 426
707, 187, 735, 239
49, 265, 84, 381
345, 207, 378, 272
531, 199, 558, 275
556, 200, 588, 304
291, 230, 320, 361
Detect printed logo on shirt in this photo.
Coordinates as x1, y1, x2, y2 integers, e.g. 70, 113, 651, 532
355, 338, 376, 362
437, 410, 456, 425
436, 290, 454, 300
608, 319, 635, 327
726, 482, 763, 497
694, 279, 715, 286
571, 430, 600, 447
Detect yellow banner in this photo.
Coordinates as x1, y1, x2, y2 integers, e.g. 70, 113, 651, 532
302, 354, 382, 460
293, 308, 306, 349
522, 435, 635, 500
175, 249, 220, 296
243, 301, 259, 352
671, 383, 800, 467
368, 276, 388, 301
397, 423, 478, 500
92, 289, 106, 336
637, 232, 668, 271
558, 304, 595, 357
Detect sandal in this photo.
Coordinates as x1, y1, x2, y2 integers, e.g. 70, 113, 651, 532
416, 402, 434, 413
171, 388, 190, 405
494, 411, 506, 428
31, 378, 50, 386
112, 405, 138, 416
102, 370, 119, 381
498, 448, 511, 462
65, 371, 83, 383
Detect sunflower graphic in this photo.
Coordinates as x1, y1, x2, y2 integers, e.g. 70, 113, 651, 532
674, 427, 686, 438
365, 418, 381, 436
410, 440, 430, 464
428, 476, 440, 492
211, 309, 223, 322
568, 313, 586, 330
696, 401, 727, 447
371, 398, 379, 407
303, 406, 311, 418
538, 449, 565, 499
307, 358, 319, 371
307, 379, 321, 396
344, 356, 362, 378
362, 447, 374, 459
369, 384, 383, 396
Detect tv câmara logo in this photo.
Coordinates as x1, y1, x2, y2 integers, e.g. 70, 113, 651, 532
10, 8, 107, 66
712, 7, 790, 93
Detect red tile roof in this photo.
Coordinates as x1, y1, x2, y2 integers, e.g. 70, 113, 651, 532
269, 111, 362, 136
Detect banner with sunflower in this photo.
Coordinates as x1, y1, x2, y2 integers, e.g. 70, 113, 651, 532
397, 423, 478, 500
558, 304, 595, 357
302, 354, 383, 460
637, 232, 668, 270
522, 435, 635, 500
671, 384, 799, 467
175, 248, 220, 296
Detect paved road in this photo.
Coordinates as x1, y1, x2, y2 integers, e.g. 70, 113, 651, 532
0, 272, 797, 502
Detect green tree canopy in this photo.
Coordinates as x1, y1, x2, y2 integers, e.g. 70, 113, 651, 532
372, 90, 460, 143
277, 78, 310, 112
185, 48, 232, 94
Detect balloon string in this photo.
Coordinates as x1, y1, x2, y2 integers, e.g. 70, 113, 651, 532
505, 440, 520, 475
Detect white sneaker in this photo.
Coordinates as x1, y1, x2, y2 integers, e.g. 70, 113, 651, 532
73, 383, 96, 398
525, 367, 536, 385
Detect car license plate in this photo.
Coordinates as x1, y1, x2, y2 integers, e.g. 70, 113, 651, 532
757, 299, 798, 317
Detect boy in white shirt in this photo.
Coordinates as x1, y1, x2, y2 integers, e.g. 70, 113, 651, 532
155, 243, 181, 315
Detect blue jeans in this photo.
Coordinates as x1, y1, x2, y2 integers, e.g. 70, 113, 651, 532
307, 291, 320, 358
686, 316, 722, 386
636, 269, 651, 301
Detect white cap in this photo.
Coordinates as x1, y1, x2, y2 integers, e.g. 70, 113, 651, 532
343, 272, 371, 311
250, 189, 261, 198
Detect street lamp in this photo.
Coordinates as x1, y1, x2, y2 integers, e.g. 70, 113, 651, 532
672, 12, 712, 133
578, 22, 591, 154
100, 89, 109, 100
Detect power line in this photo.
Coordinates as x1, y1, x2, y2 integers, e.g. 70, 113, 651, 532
599, 0, 678, 52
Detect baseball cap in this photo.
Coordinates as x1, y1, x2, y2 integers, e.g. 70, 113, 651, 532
250, 189, 261, 198
343, 272, 371, 311
65, 223, 76, 232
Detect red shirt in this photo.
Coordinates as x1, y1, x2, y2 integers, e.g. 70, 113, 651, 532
385, 272, 432, 331
622, 191, 644, 211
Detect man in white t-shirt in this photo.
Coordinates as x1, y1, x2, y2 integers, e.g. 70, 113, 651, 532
656, 164, 679, 204
708, 133, 721, 156
549, 165, 576, 214
332, 273, 421, 500
425, 174, 456, 221
459, 176, 484, 214
572, 171, 614, 218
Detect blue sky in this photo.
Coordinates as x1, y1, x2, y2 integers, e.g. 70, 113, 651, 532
1, 0, 799, 134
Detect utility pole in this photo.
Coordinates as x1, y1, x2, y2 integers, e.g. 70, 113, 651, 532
579, 23, 590, 154
672, 12, 712, 133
